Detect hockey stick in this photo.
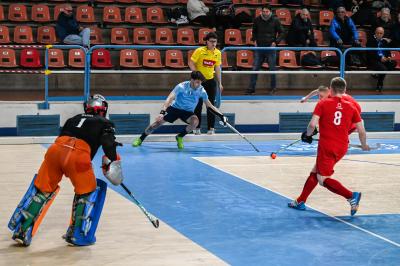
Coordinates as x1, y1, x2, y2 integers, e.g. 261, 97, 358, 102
269, 139, 302, 158
220, 121, 260, 152
120, 183, 159, 228
349, 143, 381, 150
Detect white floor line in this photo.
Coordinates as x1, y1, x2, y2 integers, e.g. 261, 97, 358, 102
193, 157, 400, 248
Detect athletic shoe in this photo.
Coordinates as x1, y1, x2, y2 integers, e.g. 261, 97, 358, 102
348, 192, 362, 216
132, 137, 142, 147
193, 128, 201, 135
175, 135, 184, 149
207, 128, 215, 135
12, 225, 32, 246
288, 200, 306, 210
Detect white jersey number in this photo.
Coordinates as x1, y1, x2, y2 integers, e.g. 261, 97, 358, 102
76, 118, 87, 128
333, 111, 342, 125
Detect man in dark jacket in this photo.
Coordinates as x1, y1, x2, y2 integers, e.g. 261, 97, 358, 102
372, 8, 394, 40
287, 8, 316, 47
329, 6, 360, 48
246, 4, 283, 95
391, 13, 400, 47
56, 4, 90, 48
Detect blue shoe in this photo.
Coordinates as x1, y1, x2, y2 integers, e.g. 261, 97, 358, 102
348, 192, 362, 216
288, 200, 306, 210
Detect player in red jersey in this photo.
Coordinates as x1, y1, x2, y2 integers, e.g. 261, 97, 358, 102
289, 77, 370, 216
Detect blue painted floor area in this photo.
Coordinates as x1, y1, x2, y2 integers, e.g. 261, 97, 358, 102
91, 139, 400, 266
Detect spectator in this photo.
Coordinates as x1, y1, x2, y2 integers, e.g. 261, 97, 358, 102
246, 4, 283, 95
56, 4, 90, 48
287, 8, 316, 47
391, 13, 400, 47
367, 27, 397, 92
213, 0, 252, 30
372, 8, 394, 40
187, 0, 216, 30
350, 0, 375, 26
329, 7, 361, 48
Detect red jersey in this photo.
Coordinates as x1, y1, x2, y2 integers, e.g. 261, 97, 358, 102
314, 96, 362, 149
327, 92, 362, 114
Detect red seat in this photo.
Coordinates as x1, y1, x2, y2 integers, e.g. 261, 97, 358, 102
20, 49, 42, 68
76, 5, 95, 23
125, 7, 144, 23
390, 51, 400, 69
165, 50, 186, 68
0, 48, 17, 68
37, 26, 57, 44
319, 10, 334, 26
225, 29, 243, 46
146, 7, 167, 24
137, 0, 156, 3
0, 26, 10, 44
143, 49, 164, 68
358, 30, 367, 47
95, 0, 115, 2
270, 0, 282, 5
155, 28, 176, 45
116, 0, 135, 2
68, 49, 85, 68
300, 51, 322, 69
48, 49, 66, 68
32, 4, 51, 22
177, 28, 196, 45
0, 5, 4, 21
54, 4, 66, 21
275, 8, 292, 26
14, 26, 34, 44
198, 28, 213, 45
72, 0, 93, 2
321, 50, 339, 69
245, 28, 254, 45
187, 50, 194, 65
133, 28, 154, 45
158, 0, 177, 4
92, 49, 113, 68
279, 50, 301, 69
255, 8, 262, 18
111, 27, 131, 44
8, 4, 29, 22
313, 29, 327, 46
90, 27, 104, 44
236, 50, 253, 69
245, 0, 267, 5
103, 6, 122, 23
222, 52, 232, 69
120, 49, 141, 68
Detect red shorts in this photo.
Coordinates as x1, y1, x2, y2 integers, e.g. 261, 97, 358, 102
316, 144, 348, 176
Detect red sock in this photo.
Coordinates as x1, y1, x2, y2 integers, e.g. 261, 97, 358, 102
323, 178, 353, 199
296, 172, 318, 203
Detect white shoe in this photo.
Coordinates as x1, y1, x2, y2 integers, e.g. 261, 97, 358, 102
207, 128, 215, 135
193, 129, 201, 135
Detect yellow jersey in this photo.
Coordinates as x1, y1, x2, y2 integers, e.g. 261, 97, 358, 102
190, 46, 221, 80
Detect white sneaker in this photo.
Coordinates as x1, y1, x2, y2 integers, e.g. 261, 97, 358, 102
193, 128, 201, 135
207, 128, 215, 135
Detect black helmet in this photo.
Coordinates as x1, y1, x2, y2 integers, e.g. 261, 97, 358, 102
84, 94, 108, 117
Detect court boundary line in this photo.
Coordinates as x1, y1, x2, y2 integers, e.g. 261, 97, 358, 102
193, 157, 400, 248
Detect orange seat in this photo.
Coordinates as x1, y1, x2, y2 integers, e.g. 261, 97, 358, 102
91, 49, 113, 68
111, 27, 131, 44
14, 26, 34, 44
68, 49, 85, 68
177, 28, 196, 45
246, 0, 267, 5
165, 50, 186, 68
90, 27, 104, 44
137, 0, 156, 3
8, 4, 29, 22
300, 51, 322, 69
133, 28, 154, 45
120, 49, 141, 68
0, 26, 10, 44
390, 51, 400, 69
48, 49, 66, 68
20, 49, 42, 68
221, 52, 232, 69
143, 49, 164, 68
125, 7, 144, 23
116, 0, 135, 2
76, 5, 95, 23
236, 50, 254, 69
279, 50, 301, 69
321, 50, 339, 69
255, 8, 262, 18
54, 4, 66, 21
270, 0, 282, 5
275, 8, 292, 26
225, 29, 243, 46
103, 6, 122, 23
313, 29, 327, 46
95, 0, 115, 2
146, 7, 167, 24
187, 50, 194, 65
158, 0, 177, 4
319, 10, 334, 26
32, 4, 51, 22
0, 48, 17, 68
358, 30, 367, 47
245, 28, 254, 45
0, 5, 4, 21
198, 28, 213, 45
37, 26, 57, 44
155, 28, 176, 45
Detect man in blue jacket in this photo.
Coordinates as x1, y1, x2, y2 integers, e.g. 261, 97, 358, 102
56, 4, 90, 48
329, 6, 360, 48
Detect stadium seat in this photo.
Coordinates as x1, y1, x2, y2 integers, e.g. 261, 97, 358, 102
270, 0, 282, 5
279, 50, 301, 69
319, 10, 334, 26
14, 26, 34, 44
198, 28, 213, 45
304, 0, 322, 7
0, 26, 10, 44
95, 0, 115, 3
165, 50, 186, 68
177, 0, 188, 3
358, 30, 367, 47
92, 49, 113, 68
255, 8, 262, 18
0, 48, 17, 68
111, 27, 131, 44
90, 27, 104, 44
48, 49, 66, 68
221, 52, 232, 69
8, 4, 29, 22
245, 28, 254, 45
390, 51, 400, 69
236, 50, 254, 69
225, 29, 243, 46
0, 5, 4, 21
158, 0, 177, 4
54, 5, 65, 21
133, 28, 154, 44
117, 0, 135, 3
32, 4, 51, 22
275, 9, 292, 26
146, 7, 168, 24
37, 26, 57, 44
245, 0, 267, 5
143, 49, 164, 68
125, 7, 144, 23
300, 51, 322, 69
120, 49, 141, 68
103, 6, 122, 23
235, 7, 252, 25
313, 29, 327, 46
187, 50, 194, 65
177, 28, 196, 45
76, 5, 95, 23
68, 49, 85, 68
137, 0, 156, 3
20, 49, 42, 68
155, 28, 176, 45
321, 50, 339, 69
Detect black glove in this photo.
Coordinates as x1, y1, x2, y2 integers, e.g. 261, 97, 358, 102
312, 127, 318, 136
301, 131, 313, 144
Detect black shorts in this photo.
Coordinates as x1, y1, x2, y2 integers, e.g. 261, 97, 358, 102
163, 106, 194, 123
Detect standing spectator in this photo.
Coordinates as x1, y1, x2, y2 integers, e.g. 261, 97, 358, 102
391, 13, 400, 47
329, 7, 361, 48
56, 4, 90, 48
372, 8, 394, 40
287, 8, 316, 47
187, 0, 216, 30
246, 4, 283, 95
367, 27, 397, 92
189, 32, 223, 135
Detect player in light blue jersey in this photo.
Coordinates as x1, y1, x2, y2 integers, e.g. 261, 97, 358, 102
132, 71, 227, 149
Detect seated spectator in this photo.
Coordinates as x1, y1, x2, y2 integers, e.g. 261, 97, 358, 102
187, 0, 216, 30
372, 8, 394, 40
56, 4, 90, 48
391, 13, 400, 47
350, 0, 375, 26
329, 7, 361, 48
367, 27, 397, 92
287, 8, 316, 47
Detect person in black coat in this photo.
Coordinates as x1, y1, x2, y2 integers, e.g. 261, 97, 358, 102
391, 13, 400, 47
287, 9, 316, 47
